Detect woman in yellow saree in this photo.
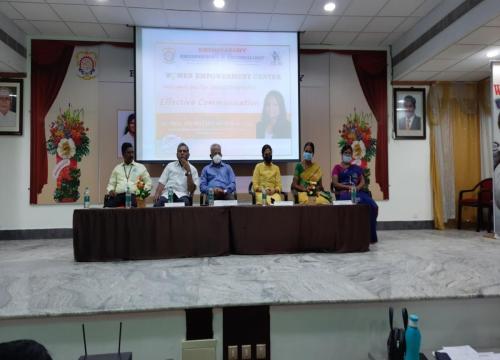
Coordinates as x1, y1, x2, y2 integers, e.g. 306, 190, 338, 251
292, 142, 331, 204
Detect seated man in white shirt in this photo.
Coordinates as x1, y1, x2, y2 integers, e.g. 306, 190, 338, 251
105, 142, 152, 207
154, 142, 200, 207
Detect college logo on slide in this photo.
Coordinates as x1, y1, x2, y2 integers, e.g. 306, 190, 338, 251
162, 48, 176, 64
75, 51, 97, 80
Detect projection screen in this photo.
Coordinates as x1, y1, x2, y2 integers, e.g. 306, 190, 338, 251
135, 27, 300, 162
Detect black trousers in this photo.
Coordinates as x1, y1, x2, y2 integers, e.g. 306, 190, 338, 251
154, 194, 192, 207
103, 193, 137, 208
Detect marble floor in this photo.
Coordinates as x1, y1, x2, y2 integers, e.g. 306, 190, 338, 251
0, 229, 499, 319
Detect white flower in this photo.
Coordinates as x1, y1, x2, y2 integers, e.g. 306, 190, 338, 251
57, 138, 76, 159
351, 140, 366, 160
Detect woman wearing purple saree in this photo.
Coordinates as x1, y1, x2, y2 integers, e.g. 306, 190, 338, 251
331, 144, 378, 243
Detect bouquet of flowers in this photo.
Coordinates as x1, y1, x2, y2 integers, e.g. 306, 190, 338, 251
47, 105, 90, 202
135, 176, 151, 200
338, 109, 377, 187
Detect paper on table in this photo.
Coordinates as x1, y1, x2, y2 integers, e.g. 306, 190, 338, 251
332, 200, 353, 205
441, 345, 479, 360
271, 201, 294, 206
213, 200, 238, 206
478, 353, 500, 360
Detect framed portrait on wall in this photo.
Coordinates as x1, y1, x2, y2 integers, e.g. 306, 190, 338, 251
393, 88, 426, 140
0, 79, 23, 136
117, 110, 135, 158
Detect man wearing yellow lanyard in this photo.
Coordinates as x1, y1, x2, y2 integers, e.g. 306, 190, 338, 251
105, 142, 152, 207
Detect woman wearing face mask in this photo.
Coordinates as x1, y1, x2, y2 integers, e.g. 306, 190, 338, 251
332, 144, 378, 243
291, 142, 331, 205
252, 144, 282, 205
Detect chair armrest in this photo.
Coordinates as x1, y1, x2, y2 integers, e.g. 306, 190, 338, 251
459, 188, 475, 201
459, 181, 482, 200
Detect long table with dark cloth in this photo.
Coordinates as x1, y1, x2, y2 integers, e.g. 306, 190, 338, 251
230, 205, 370, 254
73, 205, 371, 262
73, 207, 231, 261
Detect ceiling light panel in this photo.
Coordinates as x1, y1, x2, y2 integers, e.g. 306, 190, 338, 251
52, 4, 98, 22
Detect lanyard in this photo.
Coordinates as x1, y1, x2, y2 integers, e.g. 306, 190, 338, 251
123, 163, 133, 182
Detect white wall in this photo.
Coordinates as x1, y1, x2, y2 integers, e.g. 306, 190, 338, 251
0, 47, 432, 230
379, 82, 432, 221
271, 298, 500, 360
2, 298, 500, 360
0, 310, 186, 360
300, 53, 432, 222
0, 43, 136, 230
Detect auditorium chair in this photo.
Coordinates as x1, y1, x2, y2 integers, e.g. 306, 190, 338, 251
248, 181, 288, 204
457, 178, 492, 232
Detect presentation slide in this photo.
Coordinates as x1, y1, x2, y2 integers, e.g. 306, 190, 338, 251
135, 27, 300, 162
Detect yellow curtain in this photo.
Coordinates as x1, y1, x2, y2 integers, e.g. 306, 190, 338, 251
428, 86, 445, 229
478, 78, 491, 115
430, 129, 445, 229
428, 83, 481, 228
451, 84, 481, 223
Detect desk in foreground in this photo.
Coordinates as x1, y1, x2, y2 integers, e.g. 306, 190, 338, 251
73, 205, 371, 262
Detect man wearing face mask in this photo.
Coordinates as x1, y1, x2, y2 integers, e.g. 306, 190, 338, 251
252, 144, 282, 205
200, 143, 236, 202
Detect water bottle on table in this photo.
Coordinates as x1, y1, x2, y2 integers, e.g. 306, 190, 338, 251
167, 186, 174, 203
83, 187, 90, 209
404, 314, 421, 360
350, 184, 357, 204
208, 188, 215, 206
125, 186, 132, 208
261, 188, 267, 206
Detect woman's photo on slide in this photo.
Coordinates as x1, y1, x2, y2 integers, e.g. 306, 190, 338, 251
117, 111, 135, 158
256, 90, 291, 139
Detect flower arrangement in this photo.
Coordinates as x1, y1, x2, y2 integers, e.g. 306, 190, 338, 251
135, 176, 151, 200
47, 105, 90, 202
338, 109, 377, 187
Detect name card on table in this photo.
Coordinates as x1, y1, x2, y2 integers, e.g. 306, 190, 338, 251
214, 200, 238, 206
271, 201, 294, 206
333, 200, 354, 206
164, 202, 185, 207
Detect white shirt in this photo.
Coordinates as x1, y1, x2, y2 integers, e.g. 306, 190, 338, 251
159, 161, 199, 198
405, 115, 415, 130
0, 111, 16, 128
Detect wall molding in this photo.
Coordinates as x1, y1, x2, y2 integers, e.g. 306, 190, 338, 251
0, 221, 435, 240
0, 228, 72, 240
